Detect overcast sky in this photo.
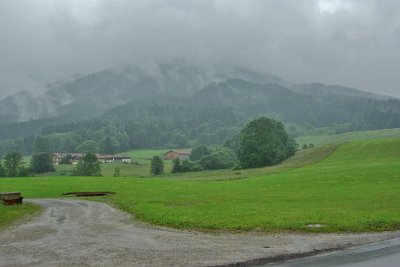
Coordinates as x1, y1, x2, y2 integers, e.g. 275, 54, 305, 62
0, 0, 399, 98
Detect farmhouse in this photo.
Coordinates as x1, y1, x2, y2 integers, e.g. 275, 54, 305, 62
53, 153, 84, 165
53, 153, 132, 165
104, 156, 132, 164
164, 150, 191, 160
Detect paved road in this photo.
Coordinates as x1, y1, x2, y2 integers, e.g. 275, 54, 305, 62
1, 199, 400, 267
267, 237, 400, 267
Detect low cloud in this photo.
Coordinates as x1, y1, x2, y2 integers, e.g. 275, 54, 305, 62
0, 0, 399, 98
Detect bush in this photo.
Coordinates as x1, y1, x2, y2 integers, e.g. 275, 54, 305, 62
75, 153, 101, 176
171, 158, 182, 173
113, 166, 121, 177
171, 158, 203, 173
190, 145, 210, 161
181, 160, 203, 172
18, 166, 31, 177
3, 152, 23, 177
30, 152, 55, 173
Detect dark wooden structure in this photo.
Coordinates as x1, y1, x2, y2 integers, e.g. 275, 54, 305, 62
62, 192, 115, 197
0, 192, 23, 205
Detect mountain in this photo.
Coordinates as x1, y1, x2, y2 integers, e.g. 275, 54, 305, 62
293, 83, 389, 100
0, 60, 399, 155
0, 60, 282, 123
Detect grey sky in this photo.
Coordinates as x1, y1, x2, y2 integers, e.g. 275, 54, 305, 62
0, 0, 399, 98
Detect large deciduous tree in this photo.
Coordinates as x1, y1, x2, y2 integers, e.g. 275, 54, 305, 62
238, 117, 296, 169
30, 152, 55, 173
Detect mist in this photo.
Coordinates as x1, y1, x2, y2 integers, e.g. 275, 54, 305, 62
1, 0, 399, 99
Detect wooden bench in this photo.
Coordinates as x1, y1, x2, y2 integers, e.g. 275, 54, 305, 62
0, 192, 23, 205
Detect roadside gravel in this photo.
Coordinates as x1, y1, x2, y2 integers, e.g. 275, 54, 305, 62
1, 199, 399, 267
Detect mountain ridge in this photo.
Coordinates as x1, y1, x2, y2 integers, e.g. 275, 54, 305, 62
0, 62, 391, 124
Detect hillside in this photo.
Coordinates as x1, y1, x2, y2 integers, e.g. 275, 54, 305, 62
2, 139, 400, 232
296, 128, 400, 147
1, 61, 400, 155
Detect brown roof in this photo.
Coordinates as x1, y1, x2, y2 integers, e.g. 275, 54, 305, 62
164, 150, 191, 155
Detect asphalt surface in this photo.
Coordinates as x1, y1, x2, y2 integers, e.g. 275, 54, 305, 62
1, 199, 400, 267
266, 237, 400, 266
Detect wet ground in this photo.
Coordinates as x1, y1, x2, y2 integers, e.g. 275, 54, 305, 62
266, 237, 400, 266
1, 199, 399, 267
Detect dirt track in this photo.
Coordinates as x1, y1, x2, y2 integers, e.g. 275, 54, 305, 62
1, 199, 399, 267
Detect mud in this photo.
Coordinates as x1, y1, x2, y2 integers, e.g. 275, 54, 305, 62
1, 199, 399, 267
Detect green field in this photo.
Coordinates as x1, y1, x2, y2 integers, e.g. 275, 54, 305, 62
1, 139, 400, 232
0, 204, 41, 229
296, 128, 400, 147
50, 148, 190, 177
53, 162, 173, 178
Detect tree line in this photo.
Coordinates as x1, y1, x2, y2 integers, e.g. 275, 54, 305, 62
1, 79, 400, 157
0, 151, 101, 178
151, 117, 297, 175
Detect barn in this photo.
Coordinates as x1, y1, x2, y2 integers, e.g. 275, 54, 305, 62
164, 150, 191, 160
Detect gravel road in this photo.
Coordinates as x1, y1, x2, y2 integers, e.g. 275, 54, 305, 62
1, 199, 399, 267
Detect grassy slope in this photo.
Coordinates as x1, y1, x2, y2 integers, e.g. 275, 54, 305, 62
0, 204, 41, 229
54, 162, 173, 178
296, 128, 400, 147
1, 140, 400, 232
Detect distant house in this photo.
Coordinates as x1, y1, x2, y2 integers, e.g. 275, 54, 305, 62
96, 154, 114, 164
53, 153, 132, 165
53, 153, 84, 165
104, 156, 132, 164
164, 150, 191, 160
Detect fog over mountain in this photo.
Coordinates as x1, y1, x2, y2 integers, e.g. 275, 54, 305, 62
1, 0, 400, 99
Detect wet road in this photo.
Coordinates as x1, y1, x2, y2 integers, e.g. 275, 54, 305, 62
267, 237, 400, 267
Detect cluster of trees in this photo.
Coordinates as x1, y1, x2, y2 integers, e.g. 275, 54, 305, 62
151, 117, 297, 175
2, 116, 297, 177
0, 151, 101, 178
1, 79, 400, 159
2, 83, 400, 158
171, 145, 236, 174
0, 119, 239, 157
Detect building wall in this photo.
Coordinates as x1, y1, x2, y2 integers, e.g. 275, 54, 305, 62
165, 151, 190, 160
165, 151, 180, 160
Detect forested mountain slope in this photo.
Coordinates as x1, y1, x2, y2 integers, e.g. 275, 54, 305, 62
0, 62, 399, 155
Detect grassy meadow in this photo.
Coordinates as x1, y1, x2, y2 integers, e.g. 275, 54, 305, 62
296, 127, 400, 147
1, 139, 400, 232
0, 204, 41, 229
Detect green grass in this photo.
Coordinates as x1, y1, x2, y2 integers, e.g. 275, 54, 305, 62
296, 128, 400, 147
0, 204, 41, 229
53, 161, 173, 177
1, 139, 400, 232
